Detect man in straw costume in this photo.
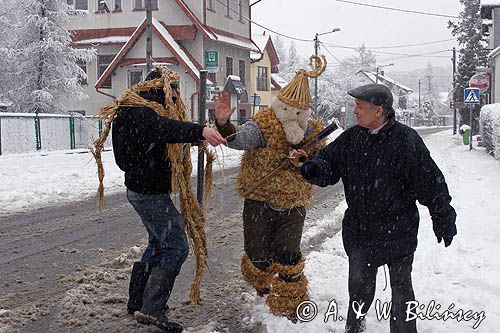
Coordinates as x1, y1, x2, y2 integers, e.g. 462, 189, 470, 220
214, 55, 327, 321
92, 66, 225, 332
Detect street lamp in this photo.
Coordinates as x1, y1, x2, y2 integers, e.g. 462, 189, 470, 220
313, 28, 341, 116
375, 63, 394, 83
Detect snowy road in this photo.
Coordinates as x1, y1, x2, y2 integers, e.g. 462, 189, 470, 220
0, 127, 464, 333
0, 165, 344, 332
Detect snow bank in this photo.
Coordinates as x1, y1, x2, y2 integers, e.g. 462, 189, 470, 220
480, 103, 500, 159
0, 145, 243, 217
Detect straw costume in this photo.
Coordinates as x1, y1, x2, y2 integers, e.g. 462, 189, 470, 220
92, 66, 215, 332
216, 55, 327, 320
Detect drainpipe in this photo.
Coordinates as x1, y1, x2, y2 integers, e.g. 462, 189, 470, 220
95, 87, 116, 100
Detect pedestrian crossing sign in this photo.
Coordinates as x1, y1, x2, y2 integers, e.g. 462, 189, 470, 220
464, 88, 480, 105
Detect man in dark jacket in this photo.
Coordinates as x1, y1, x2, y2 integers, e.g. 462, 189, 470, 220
112, 68, 225, 332
299, 84, 457, 333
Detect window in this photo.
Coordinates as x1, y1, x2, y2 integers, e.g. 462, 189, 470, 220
238, 59, 245, 83
133, 0, 157, 10
238, 0, 243, 22
225, 0, 231, 17
97, 55, 115, 89
68, 0, 88, 10
208, 72, 217, 86
207, 0, 215, 11
128, 70, 143, 88
114, 0, 122, 10
257, 66, 268, 91
77, 60, 88, 85
226, 57, 233, 77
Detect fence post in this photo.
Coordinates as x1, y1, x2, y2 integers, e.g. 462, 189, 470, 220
69, 115, 75, 149
34, 113, 41, 151
98, 118, 103, 136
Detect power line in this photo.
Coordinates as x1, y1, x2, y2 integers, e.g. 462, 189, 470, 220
322, 38, 456, 50
319, 42, 354, 69
214, 0, 312, 42
378, 50, 452, 62
322, 42, 451, 57
335, 0, 459, 19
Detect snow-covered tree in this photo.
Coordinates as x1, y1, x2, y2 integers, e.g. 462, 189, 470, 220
0, 0, 94, 113
421, 98, 435, 119
448, 0, 487, 131
272, 34, 287, 69
313, 45, 376, 123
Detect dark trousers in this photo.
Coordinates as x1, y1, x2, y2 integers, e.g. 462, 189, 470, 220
346, 251, 417, 333
127, 189, 189, 274
243, 199, 305, 271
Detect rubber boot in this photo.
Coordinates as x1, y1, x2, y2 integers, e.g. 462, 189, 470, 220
134, 267, 183, 333
127, 262, 151, 314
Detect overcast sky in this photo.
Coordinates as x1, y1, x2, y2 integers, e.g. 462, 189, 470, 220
251, 0, 463, 72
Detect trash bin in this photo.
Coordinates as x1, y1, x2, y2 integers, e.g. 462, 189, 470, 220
463, 128, 470, 145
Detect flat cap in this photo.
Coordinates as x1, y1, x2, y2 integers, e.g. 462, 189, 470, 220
348, 84, 395, 114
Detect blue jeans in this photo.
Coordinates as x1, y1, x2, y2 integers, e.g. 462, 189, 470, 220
126, 189, 189, 274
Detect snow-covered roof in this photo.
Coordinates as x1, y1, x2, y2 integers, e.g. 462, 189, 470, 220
214, 32, 254, 49
481, 0, 500, 7
74, 36, 130, 45
358, 71, 413, 93
252, 34, 270, 53
488, 45, 500, 59
227, 75, 241, 81
153, 17, 199, 80
271, 74, 287, 89
250, 50, 262, 61
95, 17, 201, 88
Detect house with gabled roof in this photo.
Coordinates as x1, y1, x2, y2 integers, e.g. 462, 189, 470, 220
249, 33, 284, 114
356, 70, 413, 109
65, 0, 254, 120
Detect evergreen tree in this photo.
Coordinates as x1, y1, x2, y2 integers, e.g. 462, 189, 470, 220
0, 0, 94, 113
448, 0, 487, 131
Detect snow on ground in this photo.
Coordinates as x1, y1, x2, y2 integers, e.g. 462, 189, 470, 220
0, 145, 243, 216
244, 131, 500, 332
0, 127, 343, 217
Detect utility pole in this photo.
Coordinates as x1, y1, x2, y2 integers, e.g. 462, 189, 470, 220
145, 0, 153, 73
313, 28, 340, 116
452, 47, 457, 135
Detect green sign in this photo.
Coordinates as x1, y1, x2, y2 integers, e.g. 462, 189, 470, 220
204, 51, 218, 73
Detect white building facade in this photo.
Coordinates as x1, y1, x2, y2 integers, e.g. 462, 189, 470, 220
66, 0, 254, 119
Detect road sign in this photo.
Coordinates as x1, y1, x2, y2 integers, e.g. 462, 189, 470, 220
204, 51, 218, 73
464, 88, 480, 105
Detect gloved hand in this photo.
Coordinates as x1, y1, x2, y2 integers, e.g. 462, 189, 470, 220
300, 161, 319, 179
437, 235, 453, 247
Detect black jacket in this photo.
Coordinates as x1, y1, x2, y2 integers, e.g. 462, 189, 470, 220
305, 120, 457, 265
112, 91, 204, 194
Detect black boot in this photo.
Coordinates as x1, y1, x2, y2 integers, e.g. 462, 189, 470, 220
127, 262, 151, 314
135, 267, 183, 333
345, 317, 366, 333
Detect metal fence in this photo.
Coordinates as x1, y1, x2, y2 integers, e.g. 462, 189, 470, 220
0, 113, 111, 155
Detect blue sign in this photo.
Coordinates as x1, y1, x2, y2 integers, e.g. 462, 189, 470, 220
464, 88, 480, 105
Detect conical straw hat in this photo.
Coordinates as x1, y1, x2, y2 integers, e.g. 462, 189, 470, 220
277, 55, 327, 110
